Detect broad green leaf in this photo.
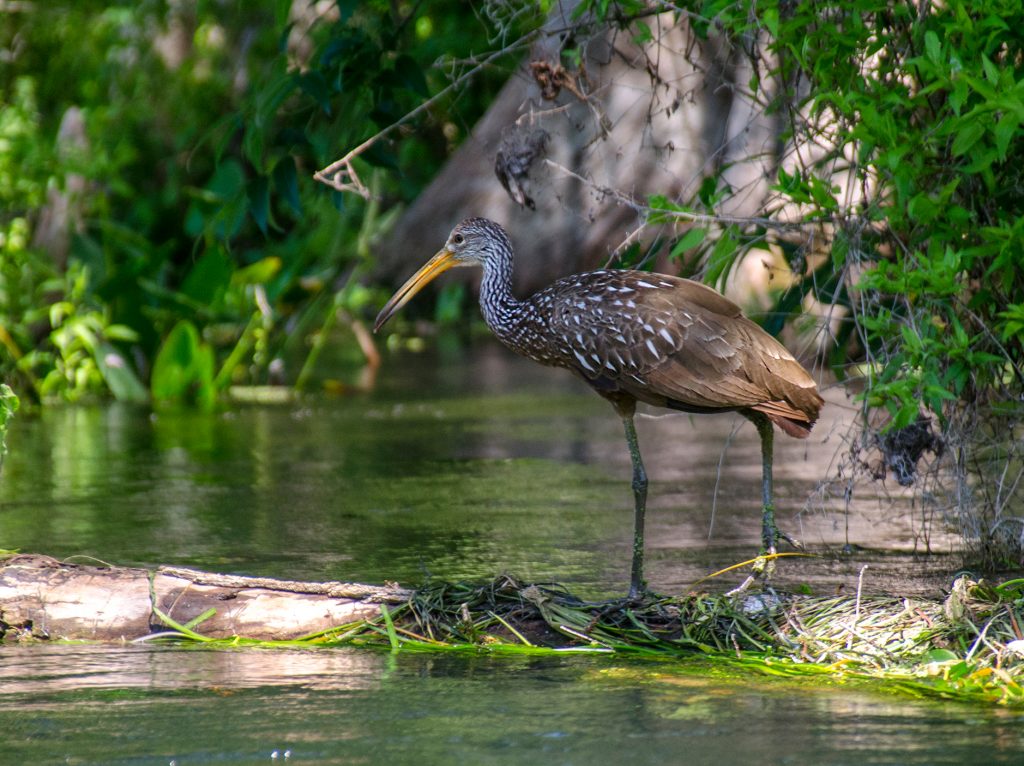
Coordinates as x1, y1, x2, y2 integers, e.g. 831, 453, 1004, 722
994, 113, 1020, 160
924, 31, 941, 65
181, 246, 233, 306
232, 256, 282, 286
273, 157, 302, 217
951, 121, 985, 157
669, 227, 706, 260
208, 159, 245, 200
908, 193, 938, 224
297, 70, 332, 114
151, 320, 216, 411
982, 54, 999, 85
248, 175, 271, 235
95, 341, 148, 404
705, 227, 740, 289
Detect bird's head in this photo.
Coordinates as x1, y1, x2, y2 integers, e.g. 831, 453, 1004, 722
374, 217, 509, 332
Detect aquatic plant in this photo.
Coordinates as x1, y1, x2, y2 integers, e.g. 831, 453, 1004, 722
140, 573, 1024, 707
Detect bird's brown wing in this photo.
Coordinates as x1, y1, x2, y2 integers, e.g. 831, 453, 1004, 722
545, 271, 822, 430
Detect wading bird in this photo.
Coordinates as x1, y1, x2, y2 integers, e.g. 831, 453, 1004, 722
374, 218, 823, 597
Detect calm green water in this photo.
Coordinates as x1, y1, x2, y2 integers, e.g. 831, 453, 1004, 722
0, 339, 1006, 764
2, 644, 1022, 766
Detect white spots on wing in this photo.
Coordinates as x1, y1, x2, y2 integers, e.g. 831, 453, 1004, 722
658, 328, 674, 344
636, 280, 657, 289
614, 333, 627, 344
575, 332, 584, 345
604, 360, 617, 371
642, 323, 653, 333
626, 300, 636, 308
612, 299, 623, 307
645, 339, 658, 356
573, 350, 595, 372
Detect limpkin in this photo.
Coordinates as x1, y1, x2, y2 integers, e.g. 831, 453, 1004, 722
374, 217, 823, 597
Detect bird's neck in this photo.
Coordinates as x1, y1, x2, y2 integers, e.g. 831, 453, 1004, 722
478, 255, 525, 339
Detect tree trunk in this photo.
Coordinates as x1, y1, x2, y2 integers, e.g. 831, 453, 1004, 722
375, 9, 782, 297
0, 554, 409, 642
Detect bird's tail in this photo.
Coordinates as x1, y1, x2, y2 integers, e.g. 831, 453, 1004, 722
752, 400, 819, 439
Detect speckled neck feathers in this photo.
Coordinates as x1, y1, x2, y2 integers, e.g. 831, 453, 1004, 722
475, 224, 517, 328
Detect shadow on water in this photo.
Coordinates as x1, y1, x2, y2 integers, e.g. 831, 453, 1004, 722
2, 337, 1006, 765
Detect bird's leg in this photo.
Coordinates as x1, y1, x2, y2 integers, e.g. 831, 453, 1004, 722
754, 413, 778, 557
728, 413, 783, 595
622, 414, 648, 600
752, 414, 804, 552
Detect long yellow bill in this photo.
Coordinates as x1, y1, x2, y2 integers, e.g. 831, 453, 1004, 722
373, 248, 459, 332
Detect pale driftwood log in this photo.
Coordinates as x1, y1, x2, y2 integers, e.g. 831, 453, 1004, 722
0, 554, 411, 643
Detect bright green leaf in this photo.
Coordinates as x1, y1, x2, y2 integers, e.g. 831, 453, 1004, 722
951, 121, 985, 157
669, 228, 707, 260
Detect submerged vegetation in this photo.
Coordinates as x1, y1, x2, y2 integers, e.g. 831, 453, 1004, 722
139, 574, 1024, 707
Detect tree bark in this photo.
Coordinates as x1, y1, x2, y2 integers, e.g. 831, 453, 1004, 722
375, 10, 782, 296
0, 554, 410, 643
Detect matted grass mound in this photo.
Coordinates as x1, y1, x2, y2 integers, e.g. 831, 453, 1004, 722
144, 573, 1024, 706
313, 574, 1024, 706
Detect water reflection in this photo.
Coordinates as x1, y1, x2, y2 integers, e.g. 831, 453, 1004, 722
1, 646, 1021, 765
0, 338, 958, 598
0, 645, 381, 696
0, 337, 1006, 766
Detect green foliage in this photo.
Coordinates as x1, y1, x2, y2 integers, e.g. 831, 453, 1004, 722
0, 384, 18, 472
765, 0, 1024, 430
631, 1, 1024, 557
37, 265, 148, 403
644, 1, 1024, 437
0, 0, 519, 402
151, 321, 216, 411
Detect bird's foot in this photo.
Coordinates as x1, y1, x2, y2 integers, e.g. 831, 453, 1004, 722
582, 585, 658, 629
779, 529, 804, 551
725, 546, 777, 596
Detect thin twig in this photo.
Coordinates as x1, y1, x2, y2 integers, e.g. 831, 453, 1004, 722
542, 158, 829, 231
314, 35, 538, 196
849, 564, 869, 650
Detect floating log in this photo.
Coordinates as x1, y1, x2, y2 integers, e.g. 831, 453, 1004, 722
0, 554, 410, 642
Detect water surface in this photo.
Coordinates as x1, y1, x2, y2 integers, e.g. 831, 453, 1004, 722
0, 340, 957, 597
0, 339, 989, 764
2, 644, 1022, 766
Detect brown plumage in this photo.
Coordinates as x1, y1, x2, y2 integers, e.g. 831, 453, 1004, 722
375, 217, 824, 597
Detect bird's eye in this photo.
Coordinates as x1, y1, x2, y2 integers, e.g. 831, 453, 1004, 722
453, 234, 464, 245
